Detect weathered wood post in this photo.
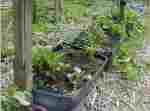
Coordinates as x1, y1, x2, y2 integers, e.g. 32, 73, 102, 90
14, 0, 32, 90
144, 0, 150, 43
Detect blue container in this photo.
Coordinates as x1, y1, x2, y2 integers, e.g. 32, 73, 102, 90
33, 88, 80, 111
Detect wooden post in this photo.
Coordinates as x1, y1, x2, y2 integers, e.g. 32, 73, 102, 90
14, 0, 32, 90
144, 0, 150, 43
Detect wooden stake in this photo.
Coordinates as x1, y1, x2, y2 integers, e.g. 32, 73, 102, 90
14, 0, 32, 90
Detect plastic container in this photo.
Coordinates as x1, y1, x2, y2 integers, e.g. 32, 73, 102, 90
33, 88, 79, 111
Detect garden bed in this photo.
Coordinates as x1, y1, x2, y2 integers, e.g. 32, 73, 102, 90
32, 47, 108, 111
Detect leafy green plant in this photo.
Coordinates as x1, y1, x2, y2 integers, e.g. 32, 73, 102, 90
1, 85, 31, 111
111, 23, 126, 37
32, 47, 75, 89
32, 47, 64, 73
64, 0, 88, 22
112, 40, 144, 80
125, 63, 139, 80
96, 16, 113, 31
32, 0, 54, 32
95, 6, 144, 40
88, 20, 106, 48
85, 47, 96, 61
113, 57, 141, 80
32, 0, 50, 24
88, 0, 113, 16
32, 23, 49, 32
63, 31, 90, 49
99, 6, 145, 80
1, 94, 19, 111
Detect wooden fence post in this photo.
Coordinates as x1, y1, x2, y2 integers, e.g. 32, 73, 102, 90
14, 0, 32, 90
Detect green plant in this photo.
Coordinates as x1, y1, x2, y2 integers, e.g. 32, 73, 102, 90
1, 85, 31, 111
125, 63, 139, 80
32, 0, 55, 32
32, 47, 49, 72
88, 0, 112, 16
88, 21, 106, 48
85, 47, 96, 61
125, 9, 144, 40
32, 23, 49, 32
94, 5, 144, 80
111, 23, 126, 37
32, 47, 64, 73
113, 58, 138, 80
47, 54, 66, 74
32, 0, 50, 24
64, 0, 88, 22
112, 41, 144, 80
64, 31, 90, 49
96, 6, 144, 39
1, 94, 19, 111
96, 16, 113, 30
